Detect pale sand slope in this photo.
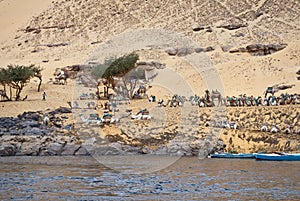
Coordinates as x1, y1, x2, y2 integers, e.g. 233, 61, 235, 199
0, 0, 299, 117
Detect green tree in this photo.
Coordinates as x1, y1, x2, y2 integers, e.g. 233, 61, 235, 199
102, 53, 139, 99
92, 53, 140, 99
0, 64, 43, 101
91, 57, 116, 99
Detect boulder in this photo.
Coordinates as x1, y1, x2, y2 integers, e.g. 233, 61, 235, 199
194, 47, 205, 53
165, 48, 177, 56
61, 144, 81, 155
27, 127, 43, 135
0, 144, 16, 156
74, 146, 90, 155
177, 47, 194, 57
39, 142, 63, 156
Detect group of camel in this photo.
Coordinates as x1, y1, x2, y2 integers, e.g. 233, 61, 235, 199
156, 89, 300, 108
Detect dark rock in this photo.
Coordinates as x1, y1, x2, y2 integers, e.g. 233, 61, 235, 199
61, 144, 80, 155
39, 142, 63, 156
17, 112, 41, 121
204, 46, 215, 52
27, 127, 43, 135
192, 24, 205, 32
21, 120, 41, 128
230, 43, 287, 56
74, 146, 90, 155
217, 24, 248, 30
49, 107, 72, 115
296, 69, 300, 75
232, 33, 245, 37
221, 45, 233, 52
33, 29, 41, 34
194, 47, 205, 53
176, 47, 194, 57
0, 145, 16, 156
166, 48, 177, 56
206, 27, 213, 32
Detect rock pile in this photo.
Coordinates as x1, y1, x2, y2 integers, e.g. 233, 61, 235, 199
0, 107, 85, 156
0, 135, 87, 156
166, 46, 215, 57
229, 43, 287, 56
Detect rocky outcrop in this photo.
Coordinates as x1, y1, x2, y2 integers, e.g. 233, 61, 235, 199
166, 46, 215, 57
0, 108, 72, 136
229, 43, 287, 56
136, 61, 166, 69
1, 105, 299, 156
0, 135, 87, 156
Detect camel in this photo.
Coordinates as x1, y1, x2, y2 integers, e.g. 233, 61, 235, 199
131, 113, 152, 120
79, 114, 103, 125
0, 89, 8, 101
131, 109, 151, 120
170, 94, 186, 107
261, 123, 268, 132
136, 84, 151, 97
102, 113, 119, 124
268, 95, 277, 106
270, 124, 279, 133
283, 125, 292, 134
198, 98, 205, 107
223, 121, 238, 130
264, 87, 277, 98
292, 94, 300, 104
43, 115, 50, 126
210, 90, 222, 106
254, 96, 263, 106
53, 69, 67, 85
190, 95, 199, 106
204, 90, 213, 107
227, 96, 238, 106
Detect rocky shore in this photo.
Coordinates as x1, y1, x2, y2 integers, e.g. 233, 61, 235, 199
0, 105, 299, 157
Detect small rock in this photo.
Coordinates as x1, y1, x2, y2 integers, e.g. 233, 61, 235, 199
192, 24, 204, 32
27, 127, 43, 135
166, 48, 177, 56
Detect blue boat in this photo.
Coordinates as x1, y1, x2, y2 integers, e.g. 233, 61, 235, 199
209, 153, 256, 159
255, 153, 300, 161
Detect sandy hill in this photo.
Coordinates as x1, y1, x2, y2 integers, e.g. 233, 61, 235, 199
0, 0, 299, 116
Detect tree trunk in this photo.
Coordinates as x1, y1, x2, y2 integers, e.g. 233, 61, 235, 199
15, 86, 23, 101
37, 77, 42, 92
9, 86, 12, 100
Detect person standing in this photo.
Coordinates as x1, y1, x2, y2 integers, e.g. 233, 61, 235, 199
42, 91, 47, 101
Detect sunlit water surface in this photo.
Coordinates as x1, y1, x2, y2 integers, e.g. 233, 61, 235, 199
0, 156, 299, 200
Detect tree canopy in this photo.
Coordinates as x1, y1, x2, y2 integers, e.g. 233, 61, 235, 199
102, 53, 139, 79
92, 53, 140, 99
0, 64, 43, 101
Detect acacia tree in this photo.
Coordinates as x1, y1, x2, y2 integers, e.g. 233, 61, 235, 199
103, 53, 140, 99
0, 64, 43, 101
91, 57, 116, 99
92, 53, 140, 99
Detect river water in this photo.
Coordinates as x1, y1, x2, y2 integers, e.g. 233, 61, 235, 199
0, 156, 299, 200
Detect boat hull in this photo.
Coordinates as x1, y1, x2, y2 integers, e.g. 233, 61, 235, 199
210, 153, 256, 159
255, 153, 300, 161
